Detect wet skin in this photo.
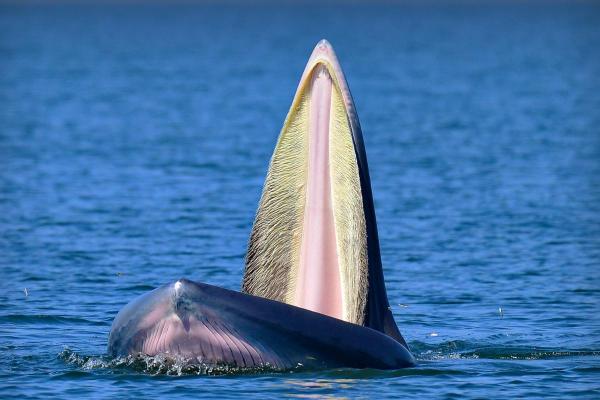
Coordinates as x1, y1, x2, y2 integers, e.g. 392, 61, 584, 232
108, 279, 415, 369
108, 40, 414, 370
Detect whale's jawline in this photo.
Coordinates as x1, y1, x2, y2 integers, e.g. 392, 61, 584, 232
108, 279, 415, 370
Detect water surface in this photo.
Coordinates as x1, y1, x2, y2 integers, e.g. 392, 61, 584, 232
1, 2, 599, 398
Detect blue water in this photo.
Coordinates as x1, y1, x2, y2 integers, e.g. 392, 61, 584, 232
1, 2, 599, 398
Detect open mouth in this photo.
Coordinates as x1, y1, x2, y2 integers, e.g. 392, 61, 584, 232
108, 40, 411, 368
244, 40, 369, 325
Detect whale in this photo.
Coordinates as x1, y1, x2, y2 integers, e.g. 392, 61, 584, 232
108, 40, 415, 370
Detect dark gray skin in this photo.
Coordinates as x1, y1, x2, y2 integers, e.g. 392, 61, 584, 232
108, 279, 415, 370
346, 74, 406, 348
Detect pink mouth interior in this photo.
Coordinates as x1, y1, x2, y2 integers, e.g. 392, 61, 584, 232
294, 65, 343, 320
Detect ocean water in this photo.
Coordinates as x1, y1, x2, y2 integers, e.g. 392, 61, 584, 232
1, 2, 599, 398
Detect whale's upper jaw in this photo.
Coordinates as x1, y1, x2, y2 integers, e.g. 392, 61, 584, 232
242, 39, 405, 346
299, 39, 361, 133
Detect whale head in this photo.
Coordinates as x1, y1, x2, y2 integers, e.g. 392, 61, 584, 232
243, 40, 406, 347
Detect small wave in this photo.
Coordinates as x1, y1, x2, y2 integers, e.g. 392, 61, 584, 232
316, 367, 469, 379
0, 314, 106, 326
58, 348, 284, 376
458, 347, 600, 360
116, 284, 157, 292
58, 342, 600, 378
411, 341, 600, 361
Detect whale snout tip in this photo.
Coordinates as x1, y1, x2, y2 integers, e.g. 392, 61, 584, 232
174, 280, 183, 292
172, 278, 193, 297
313, 38, 334, 55
307, 39, 342, 72
316, 38, 332, 49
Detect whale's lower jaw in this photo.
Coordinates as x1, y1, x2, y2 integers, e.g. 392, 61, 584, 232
108, 279, 415, 370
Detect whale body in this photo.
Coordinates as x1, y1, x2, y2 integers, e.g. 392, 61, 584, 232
108, 40, 415, 370
108, 279, 414, 369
